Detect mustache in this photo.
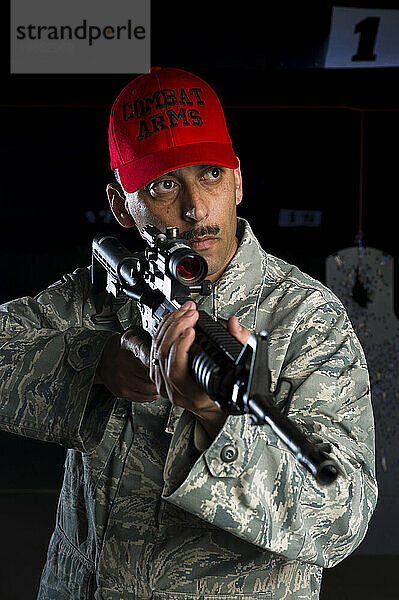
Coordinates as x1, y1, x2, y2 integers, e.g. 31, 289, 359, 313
180, 225, 220, 241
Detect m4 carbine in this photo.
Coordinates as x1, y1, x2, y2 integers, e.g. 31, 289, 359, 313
92, 225, 340, 485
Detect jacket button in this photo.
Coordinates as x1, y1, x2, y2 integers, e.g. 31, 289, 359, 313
220, 444, 238, 463
78, 344, 91, 359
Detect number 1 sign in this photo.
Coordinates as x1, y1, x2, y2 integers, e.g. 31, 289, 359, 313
325, 6, 399, 68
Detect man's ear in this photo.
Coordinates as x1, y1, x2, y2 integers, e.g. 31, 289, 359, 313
106, 183, 136, 228
234, 157, 243, 206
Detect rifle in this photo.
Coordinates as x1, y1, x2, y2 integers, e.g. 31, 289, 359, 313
92, 225, 340, 485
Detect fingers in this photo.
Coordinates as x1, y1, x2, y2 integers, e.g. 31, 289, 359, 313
159, 304, 198, 363
166, 325, 196, 384
227, 316, 252, 345
112, 344, 159, 401
96, 330, 159, 402
123, 372, 159, 402
153, 301, 196, 345
148, 306, 251, 411
150, 301, 198, 395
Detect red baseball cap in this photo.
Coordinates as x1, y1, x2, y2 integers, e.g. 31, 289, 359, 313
108, 67, 239, 193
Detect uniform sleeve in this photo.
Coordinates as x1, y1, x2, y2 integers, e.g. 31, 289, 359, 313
162, 300, 378, 568
0, 270, 117, 452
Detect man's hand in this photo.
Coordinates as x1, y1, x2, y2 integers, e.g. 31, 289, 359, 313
150, 301, 251, 439
94, 329, 159, 402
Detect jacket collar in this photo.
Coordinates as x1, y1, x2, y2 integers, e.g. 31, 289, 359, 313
196, 218, 267, 331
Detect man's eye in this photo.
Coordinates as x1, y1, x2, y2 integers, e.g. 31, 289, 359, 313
203, 167, 222, 181
149, 180, 177, 196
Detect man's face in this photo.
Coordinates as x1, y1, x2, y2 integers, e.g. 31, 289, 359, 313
120, 164, 242, 283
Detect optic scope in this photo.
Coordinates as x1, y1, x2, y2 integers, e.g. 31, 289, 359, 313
142, 225, 209, 287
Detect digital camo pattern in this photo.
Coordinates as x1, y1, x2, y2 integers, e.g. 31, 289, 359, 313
0, 218, 377, 600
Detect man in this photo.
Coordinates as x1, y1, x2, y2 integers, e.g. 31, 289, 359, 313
0, 67, 377, 600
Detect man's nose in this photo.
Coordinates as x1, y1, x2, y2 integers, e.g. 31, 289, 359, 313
182, 184, 209, 223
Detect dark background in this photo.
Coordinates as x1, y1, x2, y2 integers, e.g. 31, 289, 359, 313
1, 1, 398, 598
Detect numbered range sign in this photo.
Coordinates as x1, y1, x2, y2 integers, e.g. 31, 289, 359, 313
325, 6, 399, 68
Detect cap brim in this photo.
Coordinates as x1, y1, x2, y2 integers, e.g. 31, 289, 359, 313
117, 142, 239, 193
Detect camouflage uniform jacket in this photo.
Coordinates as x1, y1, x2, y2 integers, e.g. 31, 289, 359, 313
0, 218, 377, 600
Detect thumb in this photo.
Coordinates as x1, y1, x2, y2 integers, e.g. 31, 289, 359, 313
227, 316, 252, 346
121, 328, 152, 367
